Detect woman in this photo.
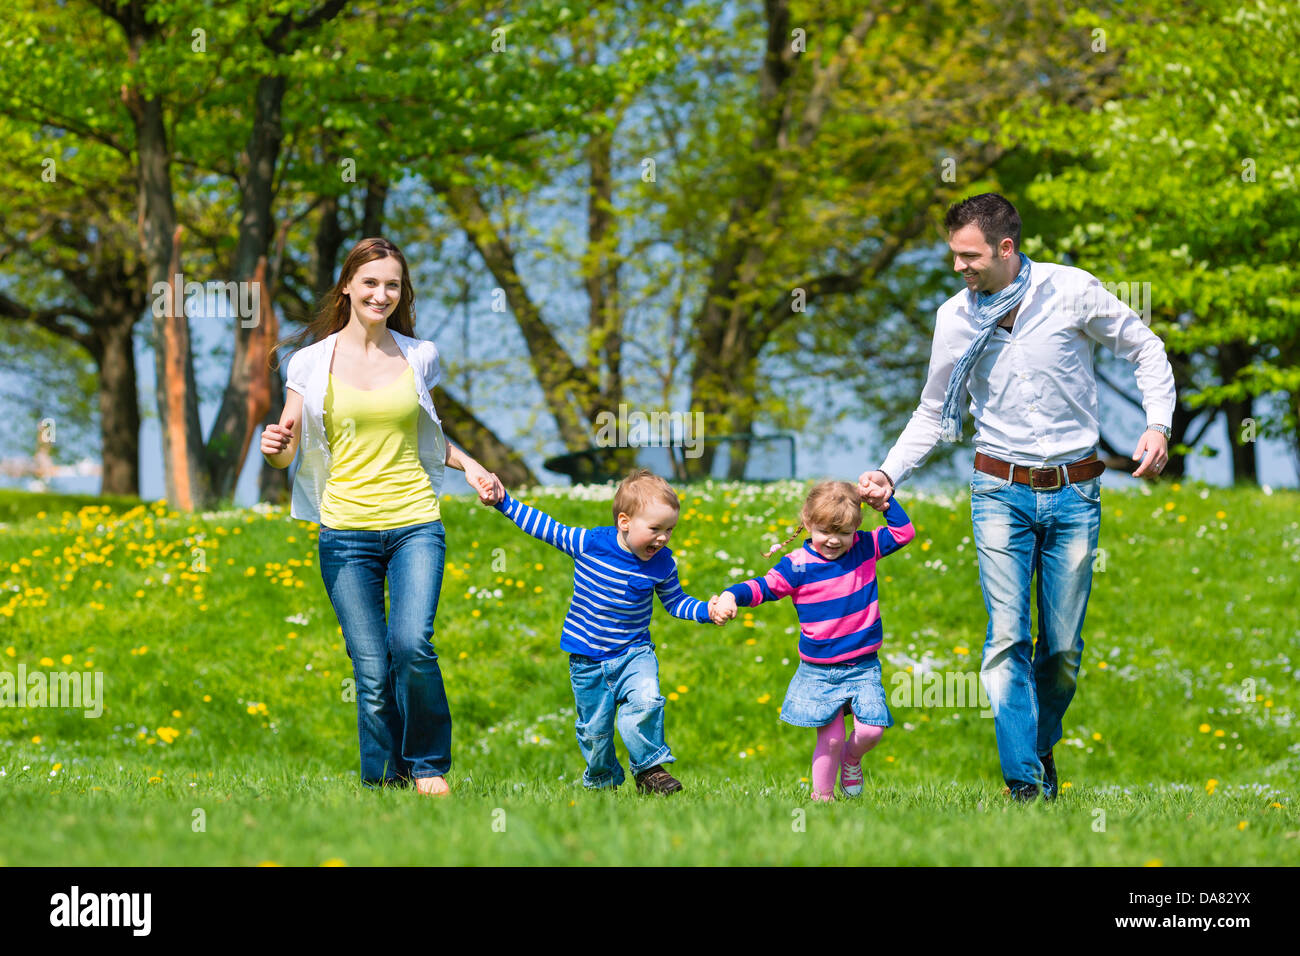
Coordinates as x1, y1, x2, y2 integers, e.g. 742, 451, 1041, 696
261, 237, 502, 796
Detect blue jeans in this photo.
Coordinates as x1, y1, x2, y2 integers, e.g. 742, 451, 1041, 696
569, 643, 673, 788
318, 520, 451, 786
970, 468, 1101, 793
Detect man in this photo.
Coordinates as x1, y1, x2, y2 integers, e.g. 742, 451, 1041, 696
858, 193, 1175, 801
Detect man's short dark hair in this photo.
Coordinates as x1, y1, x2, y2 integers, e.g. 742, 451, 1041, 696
944, 193, 1021, 252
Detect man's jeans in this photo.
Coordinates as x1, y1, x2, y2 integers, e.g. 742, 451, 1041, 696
970, 469, 1101, 792
318, 520, 451, 786
569, 643, 673, 788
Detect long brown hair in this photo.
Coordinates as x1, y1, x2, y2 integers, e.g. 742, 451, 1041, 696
270, 237, 417, 369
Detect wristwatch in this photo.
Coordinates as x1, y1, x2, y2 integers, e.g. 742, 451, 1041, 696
1146, 424, 1172, 439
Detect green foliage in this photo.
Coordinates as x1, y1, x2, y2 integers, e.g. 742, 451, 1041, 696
1017, 0, 1300, 438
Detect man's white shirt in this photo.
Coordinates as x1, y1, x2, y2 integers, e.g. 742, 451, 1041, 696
880, 261, 1176, 484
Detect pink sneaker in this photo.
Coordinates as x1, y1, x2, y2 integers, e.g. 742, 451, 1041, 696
839, 759, 864, 797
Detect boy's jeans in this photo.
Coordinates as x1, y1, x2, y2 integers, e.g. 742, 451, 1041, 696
569, 643, 673, 788
318, 520, 451, 786
969, 469, 1101, 792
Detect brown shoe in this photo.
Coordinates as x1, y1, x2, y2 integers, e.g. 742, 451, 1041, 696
634, 765, 683, 795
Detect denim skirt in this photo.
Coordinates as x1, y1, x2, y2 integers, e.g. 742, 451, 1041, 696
780, 654, 893, 728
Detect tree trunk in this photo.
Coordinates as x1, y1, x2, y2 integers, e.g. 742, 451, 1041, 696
94, 316, 141, 496
208, 74, 287, 502
131, 85, 210, 510
259, 360, 290, 505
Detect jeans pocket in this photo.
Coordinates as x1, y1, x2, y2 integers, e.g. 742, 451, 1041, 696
971, 470, 1012, 496
1067, 477, 1102, 504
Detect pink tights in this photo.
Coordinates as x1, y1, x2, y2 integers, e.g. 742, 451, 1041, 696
810, 715, 884, 800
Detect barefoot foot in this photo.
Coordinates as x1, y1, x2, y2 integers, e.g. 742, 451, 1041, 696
415, 776, 450, 797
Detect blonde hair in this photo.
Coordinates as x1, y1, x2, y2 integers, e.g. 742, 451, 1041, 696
612, 468, 680, 522
764, 481, 863, 557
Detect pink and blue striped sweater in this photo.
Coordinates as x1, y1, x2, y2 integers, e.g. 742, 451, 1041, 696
725, 498, 915, 664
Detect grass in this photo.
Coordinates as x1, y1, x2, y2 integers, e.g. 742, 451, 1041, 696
0, 480, 1296, 865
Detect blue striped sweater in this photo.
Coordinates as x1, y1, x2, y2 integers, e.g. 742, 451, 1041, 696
493, 491, 711, 659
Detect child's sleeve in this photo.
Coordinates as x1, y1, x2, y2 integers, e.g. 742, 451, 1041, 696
725, 557, 799, 607
873, 497, 916, 559
493, 490, 588, 557
654, 561, 711, 623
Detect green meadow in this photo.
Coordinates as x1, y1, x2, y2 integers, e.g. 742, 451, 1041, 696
0, 480, 1295, 865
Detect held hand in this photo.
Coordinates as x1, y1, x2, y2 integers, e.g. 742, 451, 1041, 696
708, 593, 737, 625
1131, 431, 1169, 479
856, 470, 891, 511
260, 418, 294, 457
461, 460, 502, 505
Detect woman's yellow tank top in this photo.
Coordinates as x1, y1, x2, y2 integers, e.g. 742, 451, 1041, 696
320, 365, 442, 529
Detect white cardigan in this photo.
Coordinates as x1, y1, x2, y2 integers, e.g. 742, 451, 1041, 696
283, 328, 447, 524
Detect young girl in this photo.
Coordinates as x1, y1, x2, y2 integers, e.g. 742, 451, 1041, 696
261, 237, 501, 797
711, 481, 914, 800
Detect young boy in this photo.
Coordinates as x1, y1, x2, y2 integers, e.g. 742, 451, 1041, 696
482, 468, 722, 794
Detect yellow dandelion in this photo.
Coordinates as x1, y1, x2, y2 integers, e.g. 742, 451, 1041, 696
1206, 778, 1218, 794
31, 735, 41, 744
1061, 781, 1072, 790
1199, 723, 1211, 733
458, 651, 468, 659
757, 693, 771, 704
1091, 732, 1102, 740
1237, 821, 1248, 831
954, 646, 969, 656
60, 654, 72, 665
1143, 859, 1162, 867
676, 685, 688, 693
1215, 510, 1226, 520
1163, 502, 1175, 511
667, 692, 679, 701
257, 861, 282, 867
1097, 661, 1107, 669
39, 657, 54, 667
885, 755, 895, 762
1213, 729, 1225, 738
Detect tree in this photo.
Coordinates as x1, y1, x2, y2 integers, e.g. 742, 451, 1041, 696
1016, 0, 1300, 482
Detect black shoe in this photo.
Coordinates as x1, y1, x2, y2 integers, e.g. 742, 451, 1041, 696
1040, 751, 1058, 801
1007, 781, 1041, 802
634, 765, 683, 795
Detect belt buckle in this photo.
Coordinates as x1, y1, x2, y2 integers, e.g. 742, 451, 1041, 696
1029, 466, 1062, 491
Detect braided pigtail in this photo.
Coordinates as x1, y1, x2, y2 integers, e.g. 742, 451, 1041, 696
762, 512, 806, 558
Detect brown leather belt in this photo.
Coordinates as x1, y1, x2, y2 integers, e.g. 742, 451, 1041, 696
974, 452, 1105, 491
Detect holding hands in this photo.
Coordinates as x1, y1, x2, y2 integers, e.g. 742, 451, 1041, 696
708, 592, 737, 626
856, 470, 893, 512
465, 464, 504, 505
